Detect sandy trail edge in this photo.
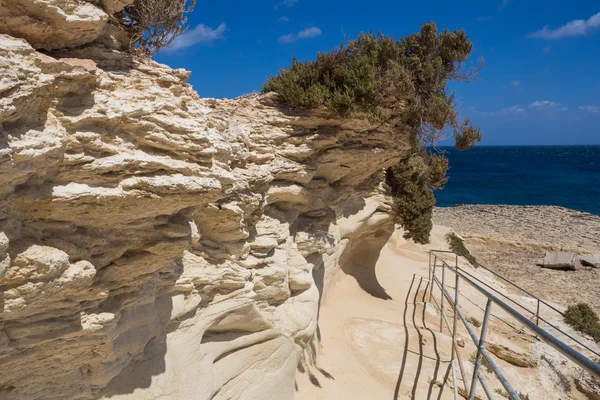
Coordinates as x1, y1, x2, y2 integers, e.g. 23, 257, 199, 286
294, 225, 598, 400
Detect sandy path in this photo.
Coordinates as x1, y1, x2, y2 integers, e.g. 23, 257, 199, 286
295, 230, 456, 399
294, 223, 597, 400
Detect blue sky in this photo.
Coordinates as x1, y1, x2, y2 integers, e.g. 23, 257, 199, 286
155, 0, 600, 145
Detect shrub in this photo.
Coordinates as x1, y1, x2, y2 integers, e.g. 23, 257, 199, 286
386, 139, 446, 244
564, 303, 600, 342
494, 389, 530, 400
263, 22, 482, 149
264, 23, 482, 243
117, 0, 196, 55
467, 316, 482, 328
446, 232, 478, 267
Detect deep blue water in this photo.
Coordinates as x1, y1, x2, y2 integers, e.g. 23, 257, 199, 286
435, 146, 600, 216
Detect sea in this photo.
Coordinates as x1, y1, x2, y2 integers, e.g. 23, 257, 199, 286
435, 145, 600, 216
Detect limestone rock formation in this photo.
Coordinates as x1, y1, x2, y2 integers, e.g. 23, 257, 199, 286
0, 0, 132, 51
485, 342, 538, 368
0, 3, 411, 397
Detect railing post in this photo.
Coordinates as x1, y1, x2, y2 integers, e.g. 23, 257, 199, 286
428, 251, 432, 287
452, 274, 460, 361
469, 299, 493, 400
440, 261, 446, 333
430, 255, 437, 303
536, 299, 541, 326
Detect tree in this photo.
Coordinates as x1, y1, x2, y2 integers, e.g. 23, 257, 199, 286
117, 0, 196, 55
264, 23, 483, 243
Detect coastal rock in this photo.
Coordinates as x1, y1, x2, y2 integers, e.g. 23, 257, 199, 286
0, 26, 409, 400
0, 0, 111, 50
537, 252, 578, 271
574, 373, 600, 400
485, 342, 538, 368
579, 254, 600, 268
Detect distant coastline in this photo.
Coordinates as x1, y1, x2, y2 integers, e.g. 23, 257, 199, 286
434, 145, 600, 216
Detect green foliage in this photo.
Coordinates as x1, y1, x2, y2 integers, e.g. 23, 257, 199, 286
386, 139, 448, 244
446, 232, 478, 267
494, 389, 531, 400
263, 22, 482, 150
264, 24, 483, 244
564, 303, 600, 342
265, 23, 482, 244
467, 316, 482, 328
118, 0, 196, 55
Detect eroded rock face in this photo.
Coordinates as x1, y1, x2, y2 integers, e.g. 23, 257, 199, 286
0, 22, 410, 400
0, 0, 132, 50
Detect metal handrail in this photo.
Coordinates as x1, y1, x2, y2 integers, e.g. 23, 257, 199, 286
432, 251, 600, 359
428, 250, 600, 400
474, 261, 565, 317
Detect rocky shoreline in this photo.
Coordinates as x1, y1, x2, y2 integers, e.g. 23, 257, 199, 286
433, 204, 600, 314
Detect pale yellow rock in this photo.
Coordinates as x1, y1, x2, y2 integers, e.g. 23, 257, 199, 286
0, 17, 410, 400
0, 0, 109, 50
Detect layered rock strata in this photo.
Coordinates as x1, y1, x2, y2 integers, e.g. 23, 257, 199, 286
0, 2, 411, 398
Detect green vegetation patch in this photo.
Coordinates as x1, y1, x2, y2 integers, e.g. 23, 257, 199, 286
564, 303, 600, 342
386, 139, 448, 244
467, 316, 482, 328
263, 22, 482, 149
264, 23, 482, 244
446, 232, 478, 267
118, 0, 196, 55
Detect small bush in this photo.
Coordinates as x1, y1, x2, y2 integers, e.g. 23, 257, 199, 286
263, 23, 482, 149
467, 316, 482, 328
564, 303, 600, 342
494, 389, 530, 400
118, 0, 196, 55
446, 232, 478, 267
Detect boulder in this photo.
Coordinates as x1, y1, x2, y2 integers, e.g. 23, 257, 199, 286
485, 342, 538, 368
537, 252, 578, 270
580, 254, 600, 269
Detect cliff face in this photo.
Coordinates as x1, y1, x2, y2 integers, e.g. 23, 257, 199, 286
0, 2, 411, 399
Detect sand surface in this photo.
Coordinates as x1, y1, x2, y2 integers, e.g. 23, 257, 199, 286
295, 206, 600, 399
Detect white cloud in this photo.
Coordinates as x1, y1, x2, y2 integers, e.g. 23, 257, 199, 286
274, 0, 298, 9
278, 16, 289, 22
297, 26, 322, 39
278, 34, 295, 44
529, 12, 600, 39
511, 80, 521, 87
471, 105, 525, 116
167, 23, 226, 51
278, 26, 322, 44
579, 105, 600, 113
543, 46, 552, 53
500, 105, 525, 113
528, 100, 567, 111
499, 0, 510, 10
